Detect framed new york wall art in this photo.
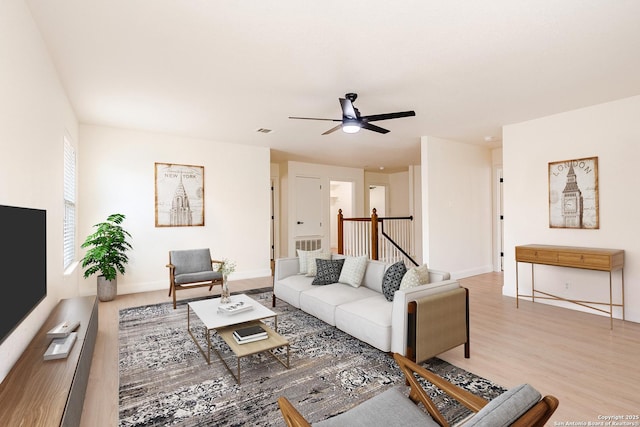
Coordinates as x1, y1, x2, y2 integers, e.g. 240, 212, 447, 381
155, 162, 204, 227
548, 156, 598, 229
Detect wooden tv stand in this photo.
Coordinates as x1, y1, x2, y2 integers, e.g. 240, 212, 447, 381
515, 244, 624, 329
0, 296, 98, 426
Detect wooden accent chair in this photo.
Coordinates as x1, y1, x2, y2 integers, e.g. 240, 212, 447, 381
278, 353, 558, 427
166, 249, 224, 309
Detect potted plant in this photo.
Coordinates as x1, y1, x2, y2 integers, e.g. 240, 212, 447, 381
81, 213, 133, 301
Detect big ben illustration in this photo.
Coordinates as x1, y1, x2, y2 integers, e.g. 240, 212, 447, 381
561, 163, 583, 228
169, 173, 193, 226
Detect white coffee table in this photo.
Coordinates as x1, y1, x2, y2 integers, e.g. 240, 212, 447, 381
187, 294, 289, 383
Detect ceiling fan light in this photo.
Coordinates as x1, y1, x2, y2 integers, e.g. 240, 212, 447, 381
342, 122, 361, 133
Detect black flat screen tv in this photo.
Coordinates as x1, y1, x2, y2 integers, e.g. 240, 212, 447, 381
0, 205, 47, 345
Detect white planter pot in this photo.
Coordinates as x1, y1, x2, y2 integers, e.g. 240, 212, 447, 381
97, 276, 117, 302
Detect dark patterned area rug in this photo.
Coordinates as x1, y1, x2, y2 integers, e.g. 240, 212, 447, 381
119, 290, 506, 426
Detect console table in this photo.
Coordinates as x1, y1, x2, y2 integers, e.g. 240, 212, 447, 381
0, 296, 98, 426
515, 244, 624, 329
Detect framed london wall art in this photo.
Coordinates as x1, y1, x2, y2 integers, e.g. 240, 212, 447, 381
155, 162, 204, 227
548, 156, 599, 229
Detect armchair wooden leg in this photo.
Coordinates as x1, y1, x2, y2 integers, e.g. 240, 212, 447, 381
172, 286, 177, 309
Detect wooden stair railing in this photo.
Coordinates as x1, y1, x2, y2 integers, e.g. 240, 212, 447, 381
337, 208, 418, 266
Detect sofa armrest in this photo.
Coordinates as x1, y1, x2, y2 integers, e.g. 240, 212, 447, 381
390, 279, 461, 355
275, 257, 300, 282
427, 268, 450, 282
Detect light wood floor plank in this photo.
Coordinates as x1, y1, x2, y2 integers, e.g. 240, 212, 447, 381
80, 273, 640, 426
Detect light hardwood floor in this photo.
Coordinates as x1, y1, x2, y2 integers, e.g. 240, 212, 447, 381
79, 273, 640, 426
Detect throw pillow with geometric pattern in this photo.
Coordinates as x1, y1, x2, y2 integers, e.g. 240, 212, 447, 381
399, 267, 421, 290
338, 255, 368, 288
312, 258, 345, 285
382, 261, 407, 301
306, 252, 332, 276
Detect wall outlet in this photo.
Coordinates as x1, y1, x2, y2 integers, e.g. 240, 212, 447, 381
565, 282, 570, 290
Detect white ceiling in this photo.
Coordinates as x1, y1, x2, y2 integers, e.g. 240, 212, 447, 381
26, 0, 640, 172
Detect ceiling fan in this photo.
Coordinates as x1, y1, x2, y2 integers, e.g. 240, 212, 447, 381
289, 93, 416, 135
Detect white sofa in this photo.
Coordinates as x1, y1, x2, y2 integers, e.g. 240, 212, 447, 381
273, 254, 468, 356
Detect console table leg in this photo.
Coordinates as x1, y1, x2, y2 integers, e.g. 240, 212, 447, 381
622, 268, 625, 321
531, 263, 535, 303
609, 271, 613, 330
516, 261, 519, 308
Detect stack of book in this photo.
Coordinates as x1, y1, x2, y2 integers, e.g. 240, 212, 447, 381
218, 300, 254, 315
44, 320, 81, 361
233, 324, 268, 344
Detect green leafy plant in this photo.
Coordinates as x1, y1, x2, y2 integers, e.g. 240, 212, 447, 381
81, 213, 133, 281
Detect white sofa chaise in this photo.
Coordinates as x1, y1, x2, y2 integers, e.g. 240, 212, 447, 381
273, 254, 470, 358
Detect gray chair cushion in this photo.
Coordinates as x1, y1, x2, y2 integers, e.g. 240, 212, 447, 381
464, 384, 541, 427
170, 249, 213, 275
175, 270, 222, 285
314, 387, 437, 427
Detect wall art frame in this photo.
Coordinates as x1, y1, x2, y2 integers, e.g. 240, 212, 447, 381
155, 162, 204, 227
548, 156, 598, 229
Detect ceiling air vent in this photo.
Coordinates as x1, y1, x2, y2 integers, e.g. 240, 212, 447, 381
256, 128, 272, 134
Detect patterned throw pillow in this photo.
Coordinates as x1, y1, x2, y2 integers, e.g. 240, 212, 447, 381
338, 256, 368, 288
382, 261, 407, 301
312, 258, 345, 285
399, 267, 421, 290
415, 264, 430, 284
306, 252, 332, 276
297, 248, 322, 274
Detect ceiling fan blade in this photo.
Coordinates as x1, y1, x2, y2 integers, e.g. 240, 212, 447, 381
361, 122, 390, 134
361, 110, 416, 122
339, 98, 359, 119
321, 124, 343, 135
289, 116, 341, 122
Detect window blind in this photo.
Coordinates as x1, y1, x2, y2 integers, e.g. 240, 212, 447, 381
63, 137, 76, 269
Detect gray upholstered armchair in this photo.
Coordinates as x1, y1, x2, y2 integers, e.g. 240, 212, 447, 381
166, 248, 224, 309
278, 353, 558, 427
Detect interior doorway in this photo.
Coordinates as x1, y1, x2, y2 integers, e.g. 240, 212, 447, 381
369, 185, 386, 217
330, 181, 354, 252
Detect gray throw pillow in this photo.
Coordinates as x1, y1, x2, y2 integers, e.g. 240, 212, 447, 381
312, 258, 345, 286
382, 261, 407, 301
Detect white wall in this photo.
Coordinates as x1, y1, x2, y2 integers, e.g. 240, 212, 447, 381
389, 171, 410, 216
0, 0, 79, 381
421, 137, 493, 277
77, 125, 272, 296
503, 95, 640, 322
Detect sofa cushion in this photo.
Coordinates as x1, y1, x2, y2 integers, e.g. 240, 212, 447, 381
273, 274, 315, 308
299, 283, 379, 326
382, 261, 407, 301
297, 249, 323, 274
338, 255, 368, 288
465, 384, 541, 427
360, 259, 389, 293
306, 252, 332, 276
335, 294, 393, 352
312, 258, 345, 286
314, 387, 437, 427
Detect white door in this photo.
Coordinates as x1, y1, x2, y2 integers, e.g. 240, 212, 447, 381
295, 176, 322, 236
369, 185, 386, 216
